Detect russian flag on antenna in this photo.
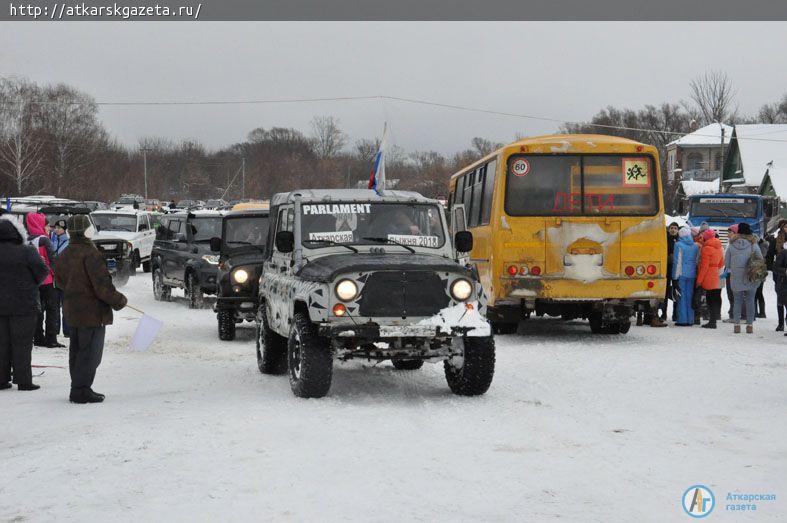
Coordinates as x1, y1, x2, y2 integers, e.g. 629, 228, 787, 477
368, 123, 387, 194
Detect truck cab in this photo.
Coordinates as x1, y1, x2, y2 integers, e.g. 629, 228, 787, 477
686, 194, 775, 245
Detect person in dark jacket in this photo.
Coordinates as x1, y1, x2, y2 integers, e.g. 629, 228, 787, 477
766, 220, 787, 330
773, 245, 787, 336
754, 235, 769, 318
0, 216, 49, 390
54, 214, 127, 404
25, 212, 64, 348
660, 222, 680, 321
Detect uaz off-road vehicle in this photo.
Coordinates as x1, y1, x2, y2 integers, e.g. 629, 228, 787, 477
210, 207, 270, 340
256, 189, 495, 398
151, 210, 224, 308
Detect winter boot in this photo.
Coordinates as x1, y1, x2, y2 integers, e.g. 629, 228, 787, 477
89, 389, 105, 400
650, 317, 667, 328
18, 383, 40, 391
70, 388, 103, 404
701, 321, 717, 329
777, 324, 784, 332
746, 325, 754, 334
45, 340, 66, 348
0, 382, 12, 390
734, 324, 741, 334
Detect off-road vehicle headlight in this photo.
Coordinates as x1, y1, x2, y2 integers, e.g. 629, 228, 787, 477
335, 279, 358, 302
450, 278, 473, 301
232, 268, 249, 284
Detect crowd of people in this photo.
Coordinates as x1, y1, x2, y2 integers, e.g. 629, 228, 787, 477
642, 219, 787, 334
0, 212, 126, 402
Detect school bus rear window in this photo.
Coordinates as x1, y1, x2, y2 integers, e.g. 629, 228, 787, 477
504, 155, 657, 216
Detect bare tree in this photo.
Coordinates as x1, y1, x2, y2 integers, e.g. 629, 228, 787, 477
310, 116, 346, 158
471, 137, 503, 156
0, 78, 44, 194
688, 70, 738, 124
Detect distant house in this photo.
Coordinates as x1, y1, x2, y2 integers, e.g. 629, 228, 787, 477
665, 123, 732, 184
721, 124, 787, 193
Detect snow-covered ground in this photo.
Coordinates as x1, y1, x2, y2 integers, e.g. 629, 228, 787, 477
2, 275, 786, 522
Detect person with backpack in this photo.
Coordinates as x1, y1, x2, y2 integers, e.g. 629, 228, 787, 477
25, 213, 64, 348
50, 218, 70, 338
673, 226, 700, 326
766, 220, 787, 330
696, 229, 724, 328
724, 222, 766, 333
755, 235, 769, 318
772, 242, 787, 336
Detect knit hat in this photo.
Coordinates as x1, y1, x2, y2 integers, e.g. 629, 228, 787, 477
678, 226, 692, 238
699, 222, 710, 232
67, 214, 91, 236
729, 224, 739, 234
702, 229, 716, 241
53, 218, 67, 230
737, 222, 752, 235
690, 226, 700, 237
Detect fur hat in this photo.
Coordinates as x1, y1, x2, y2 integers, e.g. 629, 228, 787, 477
737, 222, 752, 235
678, 226, 692, 238
68, 214, 91, 235
702, 229, 716, 241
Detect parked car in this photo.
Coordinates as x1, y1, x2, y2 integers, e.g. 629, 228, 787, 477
211, 208, 270, 340
256, 189, 495, 398
111, 194, 145, 210
151, 210, 225, 308
91, 209, 156, 273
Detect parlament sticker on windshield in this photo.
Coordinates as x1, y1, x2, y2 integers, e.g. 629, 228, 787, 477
388, 234, 439, 247
302, 204, 371, 215
511, 158, 531, 177
700, 198, 745, 204
309, 231, 354, 243
622, 158, 651, 187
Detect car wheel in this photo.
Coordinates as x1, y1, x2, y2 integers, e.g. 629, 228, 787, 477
152, 268, 171, 302
287, 312, 332, 398
617, 321, 631, 334
256, 306, 287, 374
142, 260, 151, 273
444, 335, 495, 396
589, 312, 603, 333
391, 359, 424, 370
217, 309, 236, 341
129, 250, 139, 274
187, 273, 204, 309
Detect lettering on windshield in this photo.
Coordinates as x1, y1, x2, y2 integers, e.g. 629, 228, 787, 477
553, 192, 615, 213
387, 234, 439, 247
302, 204, 371, 215
309, 231, 354, 242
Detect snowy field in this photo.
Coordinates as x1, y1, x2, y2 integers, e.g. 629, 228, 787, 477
2, 274, 786, 522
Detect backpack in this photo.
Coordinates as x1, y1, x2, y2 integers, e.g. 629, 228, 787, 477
746, 242, 768, 283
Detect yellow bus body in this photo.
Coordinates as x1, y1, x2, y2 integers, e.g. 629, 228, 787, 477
448, 134, 667, 330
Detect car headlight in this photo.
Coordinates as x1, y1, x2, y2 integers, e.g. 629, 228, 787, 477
335, 279, 358, 302
450, 278, 473, 301
232, 268, 249, 284
202, 254, 219, 265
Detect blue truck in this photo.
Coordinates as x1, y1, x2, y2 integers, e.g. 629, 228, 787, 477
686, 194, 776, 245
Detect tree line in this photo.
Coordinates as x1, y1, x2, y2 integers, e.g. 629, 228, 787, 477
1, 72, 785, 209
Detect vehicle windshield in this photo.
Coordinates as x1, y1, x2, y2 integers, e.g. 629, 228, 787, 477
505, 154, 659, 216
224, 216, 269, 247
689, 197, 758, 219
92, 214, 137, 232
190, 217, 223, 242
300, 202, 445, 248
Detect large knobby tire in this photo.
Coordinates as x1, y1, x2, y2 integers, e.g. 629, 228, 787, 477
129, 250, 139, 274
187, 273, 205, 309
617, 321, 631, 334
287, 312, 332, 398
589, 312, 603, 334
391, 359, 424, 370
218, 309, 236, 341
152, 268, 171, 302
444, 335, 495, 396
142, 260, 151, 273
256, 306, 287, 374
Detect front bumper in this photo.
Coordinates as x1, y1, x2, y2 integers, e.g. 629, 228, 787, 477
214, 295, 258, 312
318, 321, 490, 340
196, 266, 219, 294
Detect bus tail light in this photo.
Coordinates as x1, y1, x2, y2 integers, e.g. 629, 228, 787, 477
646, 264, 657, 275
530, 266, 541, 276
625, 265, 635, 276
635, 265, 645, 276
647, 281, 655, 288
507, 265, 518, 276
519, 266, 529, 275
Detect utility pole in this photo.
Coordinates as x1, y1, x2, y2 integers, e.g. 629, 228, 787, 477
718, 125, 725, 193
241, 157, 246, 200
142, 148, 149, 199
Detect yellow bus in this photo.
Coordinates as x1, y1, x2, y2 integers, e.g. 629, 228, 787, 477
448, 134, 667, 335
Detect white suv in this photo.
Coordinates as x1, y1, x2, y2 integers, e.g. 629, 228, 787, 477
91, 210, 156, 272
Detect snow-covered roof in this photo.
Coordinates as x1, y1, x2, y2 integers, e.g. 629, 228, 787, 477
667, 123, 733, 147
680, 180, 719, 197
271, 189, 435, 207
763, 166, 787, 200
733, 124, 787, 187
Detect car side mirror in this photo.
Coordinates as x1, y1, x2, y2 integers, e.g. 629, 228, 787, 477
275, 231, 294, 253
210, 236, 222, 252
454, 230, 473, 253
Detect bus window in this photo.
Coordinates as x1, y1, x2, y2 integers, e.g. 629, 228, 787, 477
469, 167, 484, 227
583, 156, 657, 215
505, 156, 580, 215
481, 159, 496, 225
462, 170, 474, 210
454, 174, 465, 207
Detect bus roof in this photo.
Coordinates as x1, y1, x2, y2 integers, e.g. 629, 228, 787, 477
449, 133, 659, 182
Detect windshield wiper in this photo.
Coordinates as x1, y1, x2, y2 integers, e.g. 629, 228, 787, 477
302, 239, 358, 253
362, 237, 416, 253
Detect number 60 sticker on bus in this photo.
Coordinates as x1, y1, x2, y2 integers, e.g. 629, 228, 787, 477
447, 134, 667, 335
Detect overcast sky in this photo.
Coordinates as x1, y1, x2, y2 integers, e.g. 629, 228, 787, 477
1, 22, 786, 154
